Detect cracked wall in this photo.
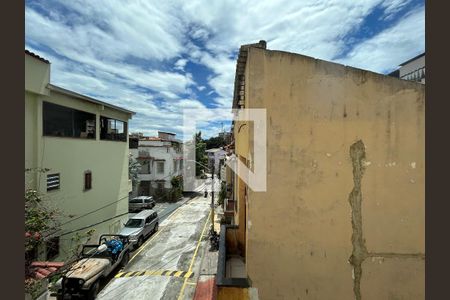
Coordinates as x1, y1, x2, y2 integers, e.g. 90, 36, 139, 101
239, 48, 425, 300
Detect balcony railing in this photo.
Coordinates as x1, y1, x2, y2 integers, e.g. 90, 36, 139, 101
401, 66, 425, 83
138, 151, 151, 158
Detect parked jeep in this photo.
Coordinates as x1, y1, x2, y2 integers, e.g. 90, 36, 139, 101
54, 234, 132, 300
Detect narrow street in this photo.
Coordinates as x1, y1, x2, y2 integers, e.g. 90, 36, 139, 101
97, 192, 212, 300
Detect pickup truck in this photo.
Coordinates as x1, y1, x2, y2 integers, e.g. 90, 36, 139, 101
54, 234, 132, 300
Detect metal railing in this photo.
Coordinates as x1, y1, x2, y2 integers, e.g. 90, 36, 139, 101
400, 66, 425, 82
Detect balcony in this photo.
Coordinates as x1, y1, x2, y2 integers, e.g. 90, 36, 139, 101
137, 150, 152, 159
223, 198, 235, 222
137, 174, 153, 181
217, 225, 249, 299
400, 66, 425, 83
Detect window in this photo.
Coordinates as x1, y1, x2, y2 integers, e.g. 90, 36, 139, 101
46, 237, 60, 260
173, 160, 177, 172
157, 182, 164, 190
47, 173, 60, 191
157, 162, 164, 174
125, 218, 143, 228
129, 199, 144, 204
100, 116, 127, 142
144, 198, 152, 204
180, 159, 183, 170
129, 138, 139, 149
139, 160, 151, 174
43, 102, 96, 139
145, 215, 154, 224
84, 171, 92, 190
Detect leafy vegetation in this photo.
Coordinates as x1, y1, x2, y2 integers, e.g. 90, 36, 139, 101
195, 131, 208, 177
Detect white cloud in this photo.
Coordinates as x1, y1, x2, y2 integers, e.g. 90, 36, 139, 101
26, 0, 424, 138
381, 0, 413, 20
174, 58, 188, 71
337, 6, 425, 73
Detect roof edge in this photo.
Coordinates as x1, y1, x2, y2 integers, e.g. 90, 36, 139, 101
25, 49, 50, 64
47, 84, 136, 116
399, 52, 425, 66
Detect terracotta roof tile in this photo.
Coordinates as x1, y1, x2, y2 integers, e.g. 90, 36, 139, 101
30, 261, 64, 279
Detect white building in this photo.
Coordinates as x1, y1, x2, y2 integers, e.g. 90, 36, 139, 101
130, 131, 183, 199
25, 50, 134, 261
389, 52, 425, 83
206, 148, 227, 175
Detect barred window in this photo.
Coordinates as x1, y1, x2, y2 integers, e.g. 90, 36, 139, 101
157, 162, 164, 174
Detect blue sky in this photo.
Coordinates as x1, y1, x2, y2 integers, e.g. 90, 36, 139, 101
25, 0, 425, 140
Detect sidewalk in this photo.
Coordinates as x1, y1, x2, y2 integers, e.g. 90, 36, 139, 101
192, 205, 223, 300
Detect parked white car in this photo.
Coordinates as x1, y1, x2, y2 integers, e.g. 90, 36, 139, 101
119, 210, 159, 248
129, 196, 155, 212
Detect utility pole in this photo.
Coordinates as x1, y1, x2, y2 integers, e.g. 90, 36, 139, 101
211, 164, 215, 231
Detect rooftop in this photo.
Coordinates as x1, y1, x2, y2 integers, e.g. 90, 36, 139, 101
206, 148, 225, 153
399, 52, 425, 66
48, 84, 135, 116
25, 49, 50, 64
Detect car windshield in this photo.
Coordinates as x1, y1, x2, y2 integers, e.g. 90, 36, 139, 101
125, 219, 143, 228
129, 199, 143, 203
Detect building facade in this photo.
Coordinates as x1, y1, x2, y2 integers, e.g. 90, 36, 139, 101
206, 148, 227, 175
130, 131, 183, 199
25, 50, 134, 261
389, 52, 425, 83
219, 42, 425, 300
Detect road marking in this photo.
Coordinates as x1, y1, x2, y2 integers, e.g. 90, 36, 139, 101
177, 210, 211, 300
129, 198, 190, 263
115, 270, 194, 279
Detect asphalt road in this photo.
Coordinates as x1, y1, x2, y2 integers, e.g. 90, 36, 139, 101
97, 193, 212, 300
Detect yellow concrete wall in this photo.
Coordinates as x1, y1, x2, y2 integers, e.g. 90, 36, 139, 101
242, 48, 425, 300
218, 287, 249, 300
26, 82, 131, 260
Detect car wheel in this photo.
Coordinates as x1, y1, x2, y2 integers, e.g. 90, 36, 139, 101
120, 251, 130, 268
137, 236, 144, 248
86, 281, 99, 300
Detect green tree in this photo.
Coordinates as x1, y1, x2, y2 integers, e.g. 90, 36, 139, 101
25, 168, 94, 298
195, 131, 208, 177
128, 154, 141, 185
205, 135, 226, 149
169, 175, 183, 202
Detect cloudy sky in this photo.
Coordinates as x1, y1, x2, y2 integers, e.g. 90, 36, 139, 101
25, 0, 425, 140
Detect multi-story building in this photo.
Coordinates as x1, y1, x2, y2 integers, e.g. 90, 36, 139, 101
206, 148, 227, 175
25, 50, 134, 261
130, 131, 183, 199
389, 52, 425, 83
218, 42, 425, 300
